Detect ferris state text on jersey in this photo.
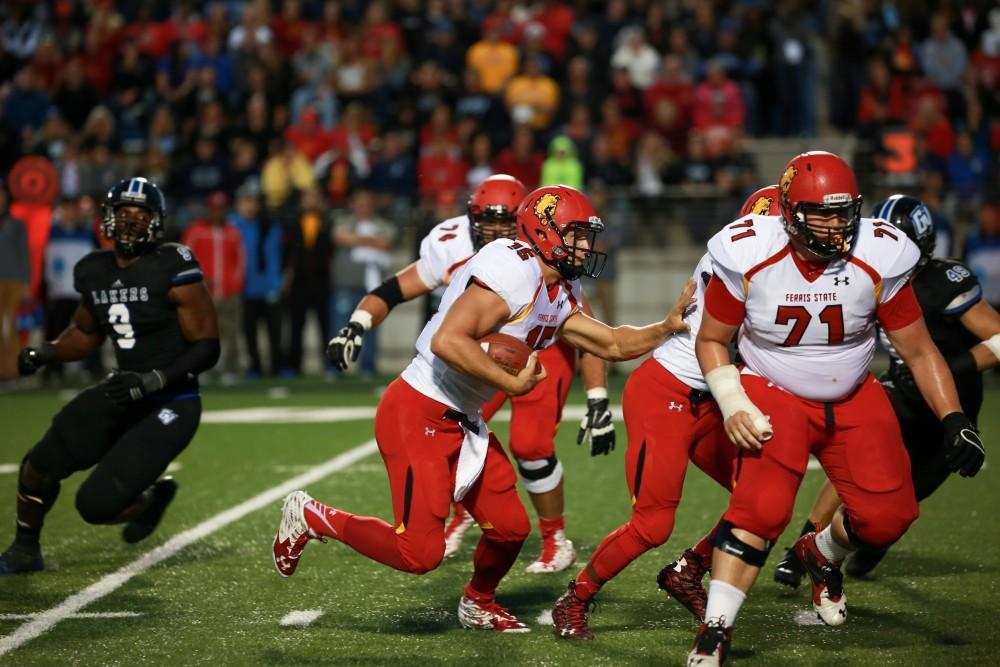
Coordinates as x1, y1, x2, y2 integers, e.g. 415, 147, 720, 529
74, 243, 204, 386
707, 214, 920, 402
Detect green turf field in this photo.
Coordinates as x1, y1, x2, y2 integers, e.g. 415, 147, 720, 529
1, 375, 998, 666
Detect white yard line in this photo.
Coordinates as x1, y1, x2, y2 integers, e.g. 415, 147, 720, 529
279, 610, 324, 627
0, 438, 378, 658
0, 612, 142, 620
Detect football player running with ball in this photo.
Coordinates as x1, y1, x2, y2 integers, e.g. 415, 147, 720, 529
550, 185, 782, 640
771, 194, 995, 587
0, 178, 219, 575
274, 185, 693, 632
684, 152, 983, 666
326, 174, 614, 574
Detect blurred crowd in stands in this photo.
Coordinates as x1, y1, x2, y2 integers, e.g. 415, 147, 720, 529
0, 0, 998, 382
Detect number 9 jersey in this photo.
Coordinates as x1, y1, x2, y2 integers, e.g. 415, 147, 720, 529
74, 243, 204, 391
705, 213, 921, 402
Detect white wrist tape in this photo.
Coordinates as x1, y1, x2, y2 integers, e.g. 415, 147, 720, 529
704, 365, 773, 439
586, 387, 608, 401
984, 333, 1000, 363
350, 310, 374, 332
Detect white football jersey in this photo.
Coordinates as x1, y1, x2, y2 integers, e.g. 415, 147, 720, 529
708, 215, 920, 402
653, 253, 713, 392
401, 239, 583, 415
415, 215, 476, 290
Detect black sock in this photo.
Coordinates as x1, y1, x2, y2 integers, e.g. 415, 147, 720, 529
799, 519, 816, 537
14, 522, 41, 548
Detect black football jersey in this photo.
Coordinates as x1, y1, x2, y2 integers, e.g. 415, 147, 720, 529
886, 257, 983, 414
74, 243, 204, 393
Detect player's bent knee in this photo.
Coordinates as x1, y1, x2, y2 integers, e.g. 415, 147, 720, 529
713, 520, 773, 567
75, 479, 129, 525
629, 509, 676, 548
845, 504, 918, 550
516, 456, 562, 495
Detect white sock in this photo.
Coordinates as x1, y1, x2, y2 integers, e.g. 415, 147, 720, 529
704, 579, 746, 628
815, 525, 853, 563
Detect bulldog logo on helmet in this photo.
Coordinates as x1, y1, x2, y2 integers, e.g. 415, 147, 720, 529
533, 193, 561, 225
749, 195, 774, 215
780, 165, 797, 195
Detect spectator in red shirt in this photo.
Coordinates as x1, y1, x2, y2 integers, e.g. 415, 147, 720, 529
643, 54, 694, 131
534, 1, 575, 61
492, 125, 544, 190
418, 136, 468, 205
284, 107, 335, 164
361, 1, 403, 60
181, 192, 246, 383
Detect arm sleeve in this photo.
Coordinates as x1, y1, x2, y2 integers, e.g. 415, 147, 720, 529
878, 236, 921, 304
704, 274, 746, 325
877, 283, 923, 331
164, 244, 204, 286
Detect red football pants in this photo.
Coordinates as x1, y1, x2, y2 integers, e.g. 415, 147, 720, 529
319, 378, 530, 584
481, 339, 577, 461
724, 373, 919, 548
588, 358, 734, 583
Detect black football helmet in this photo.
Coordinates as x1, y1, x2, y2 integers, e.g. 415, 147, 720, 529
871, 194, 935, 267
102, 177, 167, 256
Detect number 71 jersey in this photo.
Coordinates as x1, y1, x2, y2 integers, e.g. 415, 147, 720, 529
75, 243, 204, 383
708, 214, 920, 402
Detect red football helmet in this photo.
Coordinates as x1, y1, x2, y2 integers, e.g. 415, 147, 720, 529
778, 151, 862, 259
516, 185, 607, 280
739, 184, 780, 217
467, 174, 527, 250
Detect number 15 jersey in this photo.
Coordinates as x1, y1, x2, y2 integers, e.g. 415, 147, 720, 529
705, 214, 921, 402
401, 239, 582, 416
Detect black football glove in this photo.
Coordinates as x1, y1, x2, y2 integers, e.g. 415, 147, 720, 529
326, 321, 366, 371
102, 369, 166, 406
941, 412, 985, 478
17, 343, 56, 376
578, 397, 616, 456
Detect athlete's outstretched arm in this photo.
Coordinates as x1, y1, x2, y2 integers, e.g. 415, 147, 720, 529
18, 301, 105, 375
327, 262, 434, 370
559, 279, 694, 361
430, 283, 546, 396
958, 300, 1000, 371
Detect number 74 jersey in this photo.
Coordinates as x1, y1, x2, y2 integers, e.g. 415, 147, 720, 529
707, 214, 921, 402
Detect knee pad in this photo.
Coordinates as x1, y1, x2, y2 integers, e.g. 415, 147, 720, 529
712, 520, 773, 567
75, 474, 131, 525
516, 456, 563, 494
18, 458, 61, 510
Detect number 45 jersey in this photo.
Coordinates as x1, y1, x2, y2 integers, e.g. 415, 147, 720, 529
707, 214, 921, 402
402, 238, 582, 416
74, 243, 204, 392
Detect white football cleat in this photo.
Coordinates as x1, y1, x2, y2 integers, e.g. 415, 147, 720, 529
443, 506, 477, 558
458, 594, 530, 633
273, 490, 317, 577
525, 529, 576, 574
794, 532, 847, 626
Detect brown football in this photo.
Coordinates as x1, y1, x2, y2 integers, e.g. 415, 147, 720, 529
480, 332, 533, 375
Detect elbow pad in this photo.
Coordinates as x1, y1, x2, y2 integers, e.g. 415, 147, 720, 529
369, 275, 405, 312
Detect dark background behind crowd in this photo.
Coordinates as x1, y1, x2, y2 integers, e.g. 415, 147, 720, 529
0, 0, 998, 383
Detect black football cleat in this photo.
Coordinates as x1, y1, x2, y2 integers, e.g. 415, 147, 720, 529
773, 544, 806, 589
0, 542, 44, 575
123, 477, 179, 544
845, 546, 889, 577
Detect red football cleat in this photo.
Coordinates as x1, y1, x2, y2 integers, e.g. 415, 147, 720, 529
658, 548, 710, 620
794, 531, 847, 626
273, 491, 320, 577
551, 580, 595, 640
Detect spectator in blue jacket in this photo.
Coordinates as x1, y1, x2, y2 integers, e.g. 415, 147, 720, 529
231, 182, 283, 378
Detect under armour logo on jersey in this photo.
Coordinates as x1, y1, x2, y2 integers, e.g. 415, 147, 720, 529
833, 277, 850, 286
158, 408, 178, 425
668, 402, 684, 412
424, 427, 436, 437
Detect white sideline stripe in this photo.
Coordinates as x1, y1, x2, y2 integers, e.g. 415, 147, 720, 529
201, 404, 625, 425
0, 438, 379, 658
280, 610, 324, 627
0, 612, 142, 620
